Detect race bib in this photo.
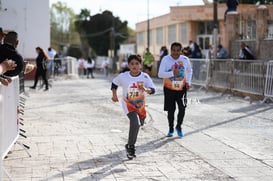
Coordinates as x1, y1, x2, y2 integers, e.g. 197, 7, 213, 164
172, 80, 183, 90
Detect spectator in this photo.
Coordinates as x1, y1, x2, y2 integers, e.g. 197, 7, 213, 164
30, 47, 50, 91
101, 58, 110, 77
143, 48, 154, 76
53, 53, 62, 76
225, 0, 239, 23
216, 44, 228, 59
0, 27, 6, 43
120, 57, 129, 73
0, 31, 24, 77
191, 42, 202, 79
77, 57, 86, 77
47, 47, 56, 78
239, 42, 255, 60
86, 57, 95, 79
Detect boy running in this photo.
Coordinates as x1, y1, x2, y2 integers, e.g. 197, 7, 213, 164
111, 54, 156, 159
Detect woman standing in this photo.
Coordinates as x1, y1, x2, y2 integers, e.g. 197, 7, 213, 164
30, 47, 49, 91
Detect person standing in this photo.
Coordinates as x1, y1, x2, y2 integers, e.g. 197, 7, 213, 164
0, 27, 6, 43
111, 54, 156, 159
158, 42, 193, 137
86, 57, 95, 79
46, 47, 56, 78
238, 42, 255, 60
30, 47, 49, 91
224, 0, 239, 23
191, 42, 202, 80
216, 44, 228, 59
0, 31, 24, 86
143, 48, 154, 76
101, 58, 109, 77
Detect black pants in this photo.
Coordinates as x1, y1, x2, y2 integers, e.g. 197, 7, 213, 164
86, 68, 94, 78
164, 87, 187, 131
33, 68, 48, 89
127, 112, 140, 146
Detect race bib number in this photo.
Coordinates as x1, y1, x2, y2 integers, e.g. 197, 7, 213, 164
128, 88, 139, 99
172, 80, 183, 90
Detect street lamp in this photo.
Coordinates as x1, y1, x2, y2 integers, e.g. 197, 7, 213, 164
213, 0, 218, 59
147, 0, 150, 49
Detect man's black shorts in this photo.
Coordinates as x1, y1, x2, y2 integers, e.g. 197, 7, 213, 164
163, 86, 187, 111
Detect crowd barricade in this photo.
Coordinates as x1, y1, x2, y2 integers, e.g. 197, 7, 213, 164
190, 58, 210, 89
0, 76, 20, 179
232, 59, 266, 95
189, 58, 271, 99
207, 59, 233, 90
263, 60, 273, 102
64, 56, 78, 76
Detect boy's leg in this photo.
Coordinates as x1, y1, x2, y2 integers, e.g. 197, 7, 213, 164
127, 112, 140, 146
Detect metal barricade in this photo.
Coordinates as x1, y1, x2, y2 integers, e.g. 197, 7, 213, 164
0, 76, 20, 180
233, 59, 266, 95
190, 58, 210, 89
207, 59, 233, 90
65, 56, 78, 76
263, 60, 273, 102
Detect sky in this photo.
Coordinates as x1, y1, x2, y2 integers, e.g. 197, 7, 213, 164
49, 0, 213, 29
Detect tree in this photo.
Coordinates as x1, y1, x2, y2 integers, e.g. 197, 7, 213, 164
50, 2, 81, 54
75, 10, 129, 56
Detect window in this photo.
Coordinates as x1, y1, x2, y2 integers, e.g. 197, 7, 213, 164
267, 21, 273, 39
156, 27, 163, 45
180, 23, 187, 44
239, 16, 256, 40
168, 25, 176, 44
197, 21, 214, 35
246, 20, 256, 40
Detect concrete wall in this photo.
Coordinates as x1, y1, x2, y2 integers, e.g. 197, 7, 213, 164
0, 0, 50, 59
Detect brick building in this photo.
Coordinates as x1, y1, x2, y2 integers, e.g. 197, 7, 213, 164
136, 3, 273, 61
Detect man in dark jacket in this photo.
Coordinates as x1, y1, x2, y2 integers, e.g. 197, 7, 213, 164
0, 31, 24, 77
224, 0, 239, 22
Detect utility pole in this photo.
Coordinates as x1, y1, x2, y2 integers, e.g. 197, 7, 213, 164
213, 0, 218, 59
147, 0, 150, 49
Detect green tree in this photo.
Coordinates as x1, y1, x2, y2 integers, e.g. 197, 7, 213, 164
75, 10, 129, 56
50, 2, 81, 54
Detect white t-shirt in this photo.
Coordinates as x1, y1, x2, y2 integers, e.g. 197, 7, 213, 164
158, 54, 192, 91
112, 71, 156, 118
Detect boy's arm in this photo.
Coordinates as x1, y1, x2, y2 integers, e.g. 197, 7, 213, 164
111, 83, 119, 102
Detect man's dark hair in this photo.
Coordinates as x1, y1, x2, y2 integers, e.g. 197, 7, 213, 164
4, 31, 18, 46
171, 42, 182, 50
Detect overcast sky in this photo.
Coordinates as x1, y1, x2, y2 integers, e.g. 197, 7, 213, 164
49, 0, 213, 29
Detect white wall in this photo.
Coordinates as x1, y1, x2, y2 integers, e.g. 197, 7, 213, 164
0, 0, 50, 59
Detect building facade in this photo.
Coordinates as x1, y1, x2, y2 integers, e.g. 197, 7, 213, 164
136, 3, 273, 61
0, 0, 50, 59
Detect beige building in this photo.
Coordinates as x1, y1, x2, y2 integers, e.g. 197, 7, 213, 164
136, 3, 273, 60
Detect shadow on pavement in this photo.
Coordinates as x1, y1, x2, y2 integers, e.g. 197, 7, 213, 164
45, 136, 180, 180
185, 106, 273, 137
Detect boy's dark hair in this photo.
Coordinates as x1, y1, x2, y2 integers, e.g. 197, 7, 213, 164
128, 54, 142, 64
171, 42, 182, 50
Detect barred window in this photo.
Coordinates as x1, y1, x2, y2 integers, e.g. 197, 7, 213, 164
239, 16, 256, 40
168, 25, 176, 44
180, 22, 187, 44
267, 21, 273, 39
156, 27, 163, 45
137, 32, 144, 46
